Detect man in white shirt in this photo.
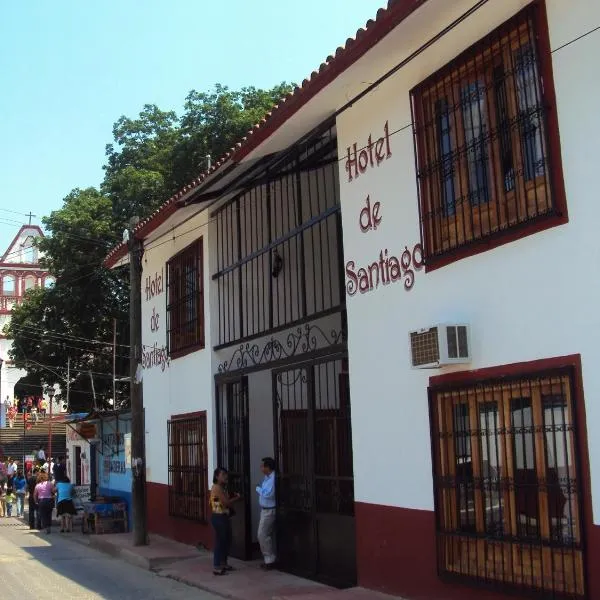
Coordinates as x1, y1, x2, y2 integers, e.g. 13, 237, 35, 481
37, 447, 46, 463
6, 457, 17, 485
255, 457, 277, 569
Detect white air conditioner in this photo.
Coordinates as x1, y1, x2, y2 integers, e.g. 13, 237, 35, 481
409, 324, 471, 369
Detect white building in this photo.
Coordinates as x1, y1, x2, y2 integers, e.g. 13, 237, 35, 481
0, 225, 53, 406
106, 1, 599, 598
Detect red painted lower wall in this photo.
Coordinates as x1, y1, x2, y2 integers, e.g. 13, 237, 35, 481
146, 481, 212, 548
356, 502, 600, 600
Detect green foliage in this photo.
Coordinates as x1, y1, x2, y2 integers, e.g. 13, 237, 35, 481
5, 82, 294, 412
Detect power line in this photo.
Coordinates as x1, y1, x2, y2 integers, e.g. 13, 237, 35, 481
8, 323, 130, 348
5, 330, 130, 360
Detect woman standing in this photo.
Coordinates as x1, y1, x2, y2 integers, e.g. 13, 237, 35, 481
53, 476, 76, 532
13, 470, 26, 517
33, 472, 54, 533
210, 468, 240, 576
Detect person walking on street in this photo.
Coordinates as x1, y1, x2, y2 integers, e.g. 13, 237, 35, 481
34, 471, 54, 533
54, 456, 66, 482
5, 485, 15, 517
37, 447, 46, 466
27, 467, 40, 529
7, 405, 16, 428
6, 457, 17, 486
209, 468, 240, 576
256, 457, 277, 570
13, 470, 26, 518
54, 475, 76, 533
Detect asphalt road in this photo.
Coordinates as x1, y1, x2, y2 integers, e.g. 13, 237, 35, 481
0, 518, 221, 600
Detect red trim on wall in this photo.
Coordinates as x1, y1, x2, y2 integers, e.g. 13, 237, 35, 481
424, 214, 568, 272
170, 410, 206, 420
356, 502, 600, 600
146, 481, 213, 548
428, 354, 596, 599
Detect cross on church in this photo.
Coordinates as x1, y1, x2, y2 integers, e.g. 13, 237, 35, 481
26, 211, 35, 225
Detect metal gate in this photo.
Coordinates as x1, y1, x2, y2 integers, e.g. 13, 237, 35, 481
215, 376, 252, 560
273, 355, 356, 587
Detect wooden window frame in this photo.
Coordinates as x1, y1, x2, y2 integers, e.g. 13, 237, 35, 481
167, 412, 208, 523
429, 358, 587, 598
166, 238, 205, 359
411, 1, 567, 272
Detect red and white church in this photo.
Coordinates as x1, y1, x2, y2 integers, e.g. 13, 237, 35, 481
0, 225, 53, 405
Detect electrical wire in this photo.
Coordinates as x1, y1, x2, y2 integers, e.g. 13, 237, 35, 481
5, 331, 130, 360
8, 323, 129, 348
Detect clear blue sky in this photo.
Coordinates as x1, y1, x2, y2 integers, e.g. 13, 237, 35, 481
0, 0, 385, 251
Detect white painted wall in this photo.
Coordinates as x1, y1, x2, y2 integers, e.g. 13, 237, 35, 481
336, 0, 600, 522
141, 209, 216, 487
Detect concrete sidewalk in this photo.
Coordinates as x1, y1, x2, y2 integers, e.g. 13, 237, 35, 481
61, 530, 403, 600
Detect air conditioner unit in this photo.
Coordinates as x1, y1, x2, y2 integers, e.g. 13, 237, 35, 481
409, 324, 471, 369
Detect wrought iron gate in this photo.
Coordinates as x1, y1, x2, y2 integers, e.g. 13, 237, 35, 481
215, 376, 251, 560
273, 355, 356, 587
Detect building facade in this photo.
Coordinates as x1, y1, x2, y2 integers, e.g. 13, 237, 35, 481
106, 1, 599, 597
0, 225, 53, 406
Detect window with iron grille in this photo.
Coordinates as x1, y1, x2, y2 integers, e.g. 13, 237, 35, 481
412, 4, 564, 264
430, 368, 585, 598
167, 414, 208, 522
166, 239, 204, 357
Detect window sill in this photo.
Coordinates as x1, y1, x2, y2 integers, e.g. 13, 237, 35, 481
169, 344, 206, 361
424, 212, 568, 273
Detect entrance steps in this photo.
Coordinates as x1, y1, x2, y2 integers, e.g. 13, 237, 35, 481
0, 413, 67, 461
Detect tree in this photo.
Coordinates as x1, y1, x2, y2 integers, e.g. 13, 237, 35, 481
4, 82, 294, 412
171, 83, 293, 188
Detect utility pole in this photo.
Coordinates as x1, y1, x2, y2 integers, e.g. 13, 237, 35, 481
128, 217, 147, 546
112, 318, 117, 408
66, 358, 70, 411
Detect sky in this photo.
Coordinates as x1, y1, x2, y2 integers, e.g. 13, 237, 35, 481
0, 0, 385, 252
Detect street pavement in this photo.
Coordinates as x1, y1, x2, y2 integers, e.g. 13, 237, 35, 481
0, 518, 222, 599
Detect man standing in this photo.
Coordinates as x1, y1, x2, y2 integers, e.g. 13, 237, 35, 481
255, 457, 276, 569
27, 467, 40, 529
37, 447, 46, 466
54, 456, 66, 482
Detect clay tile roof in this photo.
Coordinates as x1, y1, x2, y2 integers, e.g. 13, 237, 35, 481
104, 0, 427, 268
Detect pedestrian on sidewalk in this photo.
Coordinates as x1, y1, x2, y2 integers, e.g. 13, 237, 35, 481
37, 447, 46, 466
54, 475, 76, 533
5, 485, 16, 517
27, 467, 40, 529
0, 483, 6, 518
14, 470, 26, 518
209, 467, 241, 576
34, 471, 54, 534
6, 457, 17, 486
54, 456, 66, 482
256, 457, 277, 570
7, 405, 16, 428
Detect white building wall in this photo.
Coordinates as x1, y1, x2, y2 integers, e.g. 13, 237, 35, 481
336, 0, 600, 520
141, 209, 216, 487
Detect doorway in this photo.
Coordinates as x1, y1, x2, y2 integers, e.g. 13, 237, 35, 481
75, 446, 82, 486
215, 376, 252, 560
273, 355, 356, 587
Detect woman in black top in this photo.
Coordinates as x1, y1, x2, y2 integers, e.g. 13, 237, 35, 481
27, 467, 40, 529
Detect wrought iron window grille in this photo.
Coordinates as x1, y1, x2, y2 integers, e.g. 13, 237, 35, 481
167, 414, 208, 523
411, 4, 562, 263
430, 368, 585, 598
166, 239, 205, 357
